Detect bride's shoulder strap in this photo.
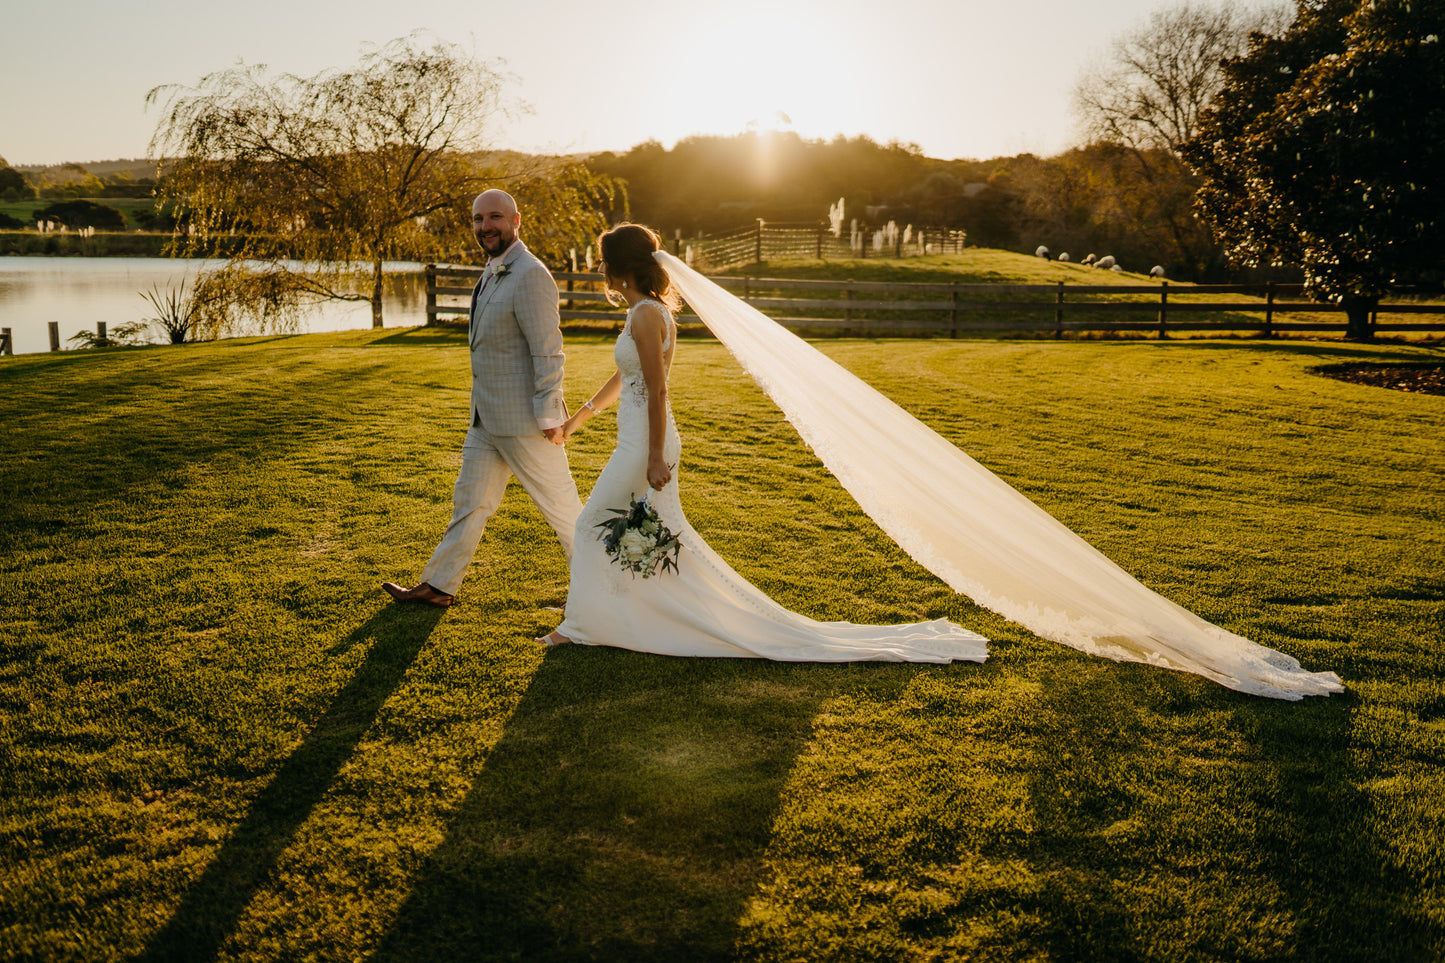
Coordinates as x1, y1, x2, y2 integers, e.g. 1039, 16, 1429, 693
627, 299, 670, 339
629, 297, 666, 321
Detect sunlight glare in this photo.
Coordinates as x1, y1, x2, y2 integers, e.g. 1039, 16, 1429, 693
657, 4, 861, 146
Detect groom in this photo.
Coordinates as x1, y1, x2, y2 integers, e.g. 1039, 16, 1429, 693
383, 189, 583, 607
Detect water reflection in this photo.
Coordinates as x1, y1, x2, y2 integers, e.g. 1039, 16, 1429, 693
0, 258, 430, 355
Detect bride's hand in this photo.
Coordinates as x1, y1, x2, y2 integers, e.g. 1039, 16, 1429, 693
647, 456, 672, 491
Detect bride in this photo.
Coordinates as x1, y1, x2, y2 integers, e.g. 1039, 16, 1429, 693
535, 224, 988, 663
539, 223, 1342, 700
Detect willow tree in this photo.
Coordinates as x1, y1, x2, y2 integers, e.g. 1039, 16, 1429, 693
148, 34, 611, 329
1182, 0, 1445, 337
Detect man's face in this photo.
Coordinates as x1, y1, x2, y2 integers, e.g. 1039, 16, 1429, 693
472, 195, 519, 257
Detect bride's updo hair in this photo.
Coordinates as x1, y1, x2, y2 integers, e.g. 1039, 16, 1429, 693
599, 223, 681, 312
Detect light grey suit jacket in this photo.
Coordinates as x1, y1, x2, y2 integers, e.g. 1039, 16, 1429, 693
467, 239, 567, 436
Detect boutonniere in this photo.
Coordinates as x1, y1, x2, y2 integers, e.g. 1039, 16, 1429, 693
487, 261, 511, 279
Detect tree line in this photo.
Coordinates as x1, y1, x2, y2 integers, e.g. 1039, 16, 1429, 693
8, 0, 1440, 340
588, 134, 1237, 281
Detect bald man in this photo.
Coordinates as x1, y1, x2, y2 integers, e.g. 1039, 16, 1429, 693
383, 190, 582, 607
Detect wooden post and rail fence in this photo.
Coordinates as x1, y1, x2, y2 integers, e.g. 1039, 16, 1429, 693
667, 221, 968, 272
425, 264, 1445, 339
3, 320, 128, 354
5, 265, 1440, 357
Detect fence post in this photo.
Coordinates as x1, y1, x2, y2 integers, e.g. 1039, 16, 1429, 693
0, 327, 11, 356
845, 283, 854, 325
97, 322, 107, 345
425, 263, 437, 326
950, 285, 959, 339
1054, 282, 1065, 339
569, 247, 580, 307
1157, 281, 1168, 339
1264, 281, 1275, 338
816, 226, 823, 260
755, 219, 764, 265
48, 322, 60, 351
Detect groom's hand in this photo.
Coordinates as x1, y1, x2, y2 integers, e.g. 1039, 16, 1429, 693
543, 426, 566, 446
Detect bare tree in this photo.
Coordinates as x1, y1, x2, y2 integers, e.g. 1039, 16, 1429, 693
147, 33, 614, 330
1073, 1, 1291, 153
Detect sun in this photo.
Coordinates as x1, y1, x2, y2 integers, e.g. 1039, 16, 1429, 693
654, 4, 861, 145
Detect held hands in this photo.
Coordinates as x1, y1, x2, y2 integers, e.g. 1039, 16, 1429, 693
542, 425, 566, 446
559, 399, 595, 443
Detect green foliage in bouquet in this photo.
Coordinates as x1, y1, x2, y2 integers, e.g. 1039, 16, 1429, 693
594, 494, 682, 579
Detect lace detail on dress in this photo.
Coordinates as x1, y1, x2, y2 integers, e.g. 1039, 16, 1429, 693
617, 299, 673, 406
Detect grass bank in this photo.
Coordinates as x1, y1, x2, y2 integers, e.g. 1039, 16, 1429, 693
0, 231, 172, 257
733, 252, 1445, 339
1, 329, 1442, 961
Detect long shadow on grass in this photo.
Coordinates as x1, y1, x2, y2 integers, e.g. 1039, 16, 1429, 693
991, 667, 1428, 961
1228, 693, 1440, 959
370, 647, 836, 963
138, 605, 445, 963
367, 326, 468, 347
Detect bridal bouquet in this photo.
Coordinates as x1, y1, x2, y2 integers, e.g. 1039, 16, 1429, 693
595, 494, 682, 578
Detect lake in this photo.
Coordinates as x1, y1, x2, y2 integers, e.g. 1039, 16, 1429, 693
0, 257, 432, 355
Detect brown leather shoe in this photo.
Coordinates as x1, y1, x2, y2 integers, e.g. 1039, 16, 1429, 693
381, 581, 454, 608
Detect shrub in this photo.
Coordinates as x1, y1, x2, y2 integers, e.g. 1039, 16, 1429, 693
32, 199, 127, 231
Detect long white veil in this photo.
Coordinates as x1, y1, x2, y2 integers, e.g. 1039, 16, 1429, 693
655, 250, 1342, 700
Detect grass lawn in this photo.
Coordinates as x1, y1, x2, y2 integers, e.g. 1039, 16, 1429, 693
1, 327, 1442, 961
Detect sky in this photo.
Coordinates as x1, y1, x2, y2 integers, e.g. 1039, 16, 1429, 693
3, 0, 1281, 167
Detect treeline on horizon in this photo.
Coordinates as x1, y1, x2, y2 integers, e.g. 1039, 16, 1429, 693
589, 131, 1255, 282
7, 132, 1258, 282
8, 160, 157, 199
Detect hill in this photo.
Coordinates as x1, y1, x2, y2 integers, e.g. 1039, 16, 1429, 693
14, 158, 156, 178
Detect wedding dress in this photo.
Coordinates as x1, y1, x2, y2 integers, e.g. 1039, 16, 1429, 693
649, 251, 1342, 700
554, 299, 990, 663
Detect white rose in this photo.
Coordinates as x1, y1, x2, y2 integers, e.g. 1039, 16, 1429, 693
618, 529, 652, 562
